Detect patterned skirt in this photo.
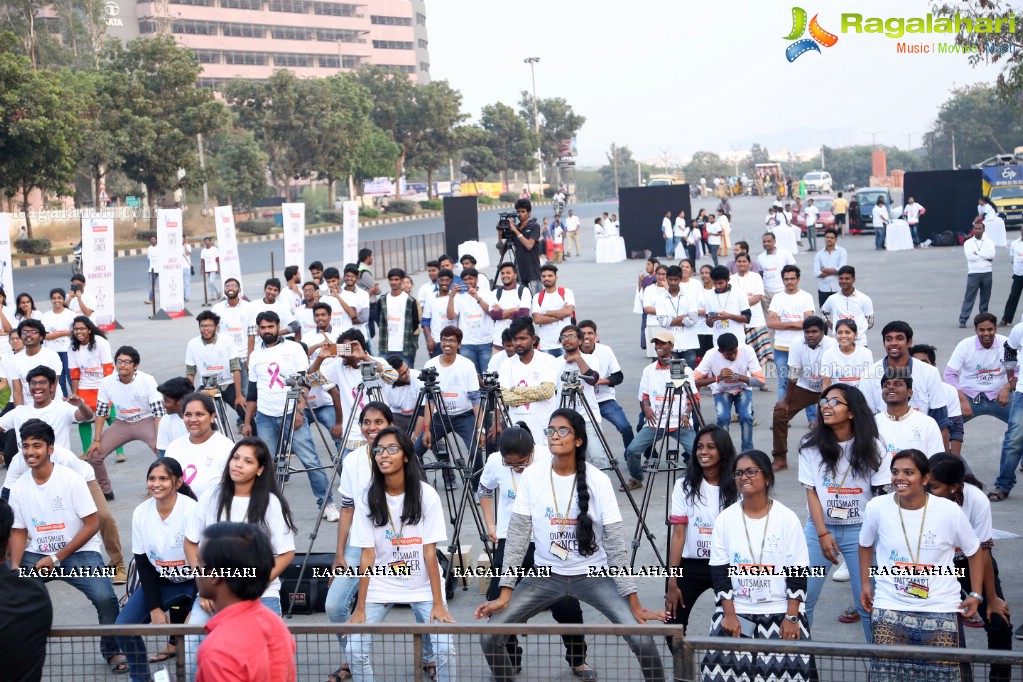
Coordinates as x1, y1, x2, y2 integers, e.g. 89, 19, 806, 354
870, 608, 960, 682
700, 607, 816, 682
745, 326, 774, 363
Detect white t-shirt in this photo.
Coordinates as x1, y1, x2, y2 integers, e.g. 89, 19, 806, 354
820, 345, 874, 388
351, 483, 447, 604
164, 432, 233, 498
68, 336, 114, 391
67, 294, 97, 322
157, 413, 188, 451
703, 287, 749, 344
552, 224, 564, 245
862, 359, 948, 415
803, 205, 820, 227
200, 246, 220, 273
2, 445, 93, 493
730, 272, 766, 327
709, 500, 808, 615
422, 293, 457, 343
655, 290, 700, 351
248, 298, 297, 334
757, 250, 797, 293
786, 337, 837, 393
642, 284, 665, 328
946, 335, 1008, 397
904, 202, 924, 224
820, 290, 875, 347
768, 290, 815, 351
211, 299, 254, 357
872, 205, 890, 228
670, 478, 722, 560
588, 343, 621, 403
132, 494, 197, 582
320, 357, 392, 449
511, 461, 621, 575
532, 287, 576, 351
423, 355, 478, 416
478, 448, 551, 540
98, 371, 161, 422
860, 493, 979, 612
295, 307, 318, 341
382, 292, 410, 353
705, 221, 723, 246
639, 361, 694, 430
943, 382, 963, 419
798, 438, 891, 525
185, 335, 240, 387
336, 288, 370, 336
566, 215, 581, 233
337, 445, 373, 508
695, 346, 763, 395
10, 463, 101, 556
490, 285, 531, 346
500, 351, 560, 438
147, 244, 159, 272
11, 348, 65, 403
455, 293, 494, 347
487, 351, 513, 376
186, 486, 295, 599
416, 281, 437, 307
875, 410, 945, 457
248, 339, 310, 417
1006, 323, 1023, 394
41, 309, 77, 353
1010, 239, 1023, 277
0, 401, 81, 451
956, 484, 992, 559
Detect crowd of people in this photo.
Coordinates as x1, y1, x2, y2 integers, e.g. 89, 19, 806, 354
0, 195, 1021, 682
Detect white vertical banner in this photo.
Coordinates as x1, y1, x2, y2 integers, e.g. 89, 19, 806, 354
342, 201, 359, 266
156, 209, 186, 316
214, 206, 244, 292
0, 214, 13, 297
80, 215, 116, 330
282, 203, 305, 268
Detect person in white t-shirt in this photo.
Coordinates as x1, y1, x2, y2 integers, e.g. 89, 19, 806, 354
477, 408, 667, 682
211, 279, 253, 365
7, 419, 123, 670
578, 320, 633, 451
199, 237, 221, 301
339, 264, 372, 341
564, 209, 582, 258
694, 333, 765, 452
67, 274, 97, 322
448, 268, 494, 373
0, 365, 91, 452
531, 264, 575, 356
801, 198, 820, 252
819, 266, 874, 348
155, 377, 192, 456
422, 269, 459, 359
820, 319, 874, 392
768, 264, 816, 408
943, 313, 1011, 433
68, 316, 121, 458
11, 318, 65, 407
163, 393, 233, 499
873, 371, 945, 458
757, 232, 796, 318
871, 197, 890, 251
731, 254, 773, 367
245, 278, 300, 358
498, 319, 560, 440
703, 449, 812, 680
145, 235, 159, 304
553, 325, 606, 469
655, 265, 701, 366
378, 267, 420, 370
903, 197, 926, 247
489, 263, 532, 351
185, 310, 245, 418
348, 427, 454, 680
661, 210, 674, 258
704, 214, 723, 267
641, 264, 668, 359
704, 266, 752, 347
858, 450, 983, 668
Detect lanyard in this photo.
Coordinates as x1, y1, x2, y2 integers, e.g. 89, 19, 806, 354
510, 468, 519, 495
832, 459, 852, 501
741, 500, 772, 566
386, 496, 406, 541
897, 494, 928, 565
550, 465, 576, 523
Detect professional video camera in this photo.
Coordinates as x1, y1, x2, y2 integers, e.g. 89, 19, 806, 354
419, 365, 440, 386
284, 371, 308, 389
497, 212, 518, 241
481, 371, 500, 388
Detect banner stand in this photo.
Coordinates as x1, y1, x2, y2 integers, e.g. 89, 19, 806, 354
150, 306, 192, 321
154, 209, 189, 321
80, 215, 122, 332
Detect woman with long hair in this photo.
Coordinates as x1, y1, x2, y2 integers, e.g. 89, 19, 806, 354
820, 319, 873, 390
14, 292, 37, 321
114, 457, 198, 682
163, 392, 233, 498
68, 315, 116, 453
799, 383, 888, 640
348, 426, 456, 681
42, 287, 76, 395
666, 426, 738, 639
859, 449, 985, 681
702, 449, 814, 681
927, 453, 1013, 682
477, 408, 667, 682
695, 208, 710, 257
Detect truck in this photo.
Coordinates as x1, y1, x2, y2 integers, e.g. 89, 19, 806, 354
647, 172, 687, 187
978, 151, 1023, 228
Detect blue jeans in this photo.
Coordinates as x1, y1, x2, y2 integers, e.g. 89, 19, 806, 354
459, 343, 493, 375
996, 391, 1023, 492
713, 391, 754, 451
305, 403, 342, 452
350, 601, 455, 682
909, 223, 920, 246
545, 348, 564, 358
965, 393, 1010, 425
183, 266, 191, 300
56, 350, 71, 396
775, 348, 816, 423
599, 399, 634, 449
255, 411, 333, 507
21, 550, 119, 661
665, 238, 674, 258
148, 272, 159, 301
803, 520, 871, 642
185, 595, 281, 677
206, 272, 222, 299
874, 226, 886, 249
115, 581, 197, 682
624, 425, 695, 481
415, 410, 477, 462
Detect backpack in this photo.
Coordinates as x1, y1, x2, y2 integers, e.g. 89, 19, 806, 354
934, 230, 956, 247
495, 284, 529, 303
537, 287, 577, 325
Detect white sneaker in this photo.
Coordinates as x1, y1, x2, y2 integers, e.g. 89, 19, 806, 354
323, 503, 340, 522
832, 561, 850, 582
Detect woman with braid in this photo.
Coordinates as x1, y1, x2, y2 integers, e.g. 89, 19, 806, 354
476, 408, 668, 682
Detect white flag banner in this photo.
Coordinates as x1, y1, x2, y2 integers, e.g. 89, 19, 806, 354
214, 206, 243, 292
0, 214, 13, 298
80, 215, 116, 330
282, 203, 305, 268
156, 209, 186, 316
342, 201, 359, 266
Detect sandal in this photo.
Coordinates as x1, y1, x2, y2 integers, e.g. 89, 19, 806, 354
326, 665, 352, 682
964, 613, 985, 628
148, 645, 176, 663
107, 655, 129, 674
988, 487, 1009, 502
422, 663, 437, 681
837, 606, 861, 623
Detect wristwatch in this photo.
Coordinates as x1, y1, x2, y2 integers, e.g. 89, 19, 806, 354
968, 592, 984, 603
49, 553, 61, 568
784, 614, 799, 623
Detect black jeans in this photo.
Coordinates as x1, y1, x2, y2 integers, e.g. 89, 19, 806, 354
818, 290, 836, 308
955, 554, 1012, 682
1003, 274, 1023, 324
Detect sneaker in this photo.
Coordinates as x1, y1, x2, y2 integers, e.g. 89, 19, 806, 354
116, 452, 126, 463
103, 491, 115, 501
832, 561, 850, 582
1015, 623, 1023, 639
112, 564, 128, 585
323, 503, 340, 522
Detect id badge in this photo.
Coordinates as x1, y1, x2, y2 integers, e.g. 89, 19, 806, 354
387, 560, 410, 576
550, 541, 570, 561
828, 506, 850, 520
748, 585, 772, 603
906, 580, 929, 599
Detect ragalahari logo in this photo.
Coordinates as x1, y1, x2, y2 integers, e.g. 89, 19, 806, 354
784, 7, 839, 62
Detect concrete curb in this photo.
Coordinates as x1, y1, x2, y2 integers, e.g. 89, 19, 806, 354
11, 200, 551, 270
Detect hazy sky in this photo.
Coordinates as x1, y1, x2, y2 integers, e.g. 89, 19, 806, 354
427, 0, 1005, 167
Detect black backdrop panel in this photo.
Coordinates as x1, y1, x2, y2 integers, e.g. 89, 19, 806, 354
620, 185, 692, 258
443, 195, 479, 258
903, 169, 982, 242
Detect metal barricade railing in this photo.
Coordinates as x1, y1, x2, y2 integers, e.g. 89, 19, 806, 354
43, 623, 1023, 681
358, 231, 447, 279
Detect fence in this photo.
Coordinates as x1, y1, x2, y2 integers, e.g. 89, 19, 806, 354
42, 623, 1023, 681
360, 230, 448, 280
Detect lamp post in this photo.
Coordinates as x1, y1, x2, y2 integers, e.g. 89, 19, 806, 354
524, 57, 543, 193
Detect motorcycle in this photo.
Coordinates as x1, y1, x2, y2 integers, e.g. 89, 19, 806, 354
71, 241, 82, 275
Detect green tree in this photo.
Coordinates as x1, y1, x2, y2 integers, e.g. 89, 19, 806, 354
518, 91, 586, 183
206, 126, 269, 212
480, 102, 536, 183
351, 125, 401, 196
74, 69, 126, 206
746, 143, 771, 167
684, 151, 732, 181
408, 80, 467, 197
599, 143, 639, 197
923, 83, 1023, 168
305, 73, 374, 207
0, 46, 85, 236
102, 35, 227, 229
931, 1, 1023, 94
457, 125, 500, 188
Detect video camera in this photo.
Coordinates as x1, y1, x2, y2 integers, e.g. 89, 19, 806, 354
560, 368, 581, 388
497, 212, 518, 241
669, 352, 688, 381
359, 361, 379, 382
419, 365, 440, 386
200, 374, 220, 391
481, 371, 500, 388
284, 371, 308, 389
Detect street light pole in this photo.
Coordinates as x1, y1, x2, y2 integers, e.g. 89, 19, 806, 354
524, 57, 543, 193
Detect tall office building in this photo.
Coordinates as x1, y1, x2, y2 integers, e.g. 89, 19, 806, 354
100, 0, 429, 87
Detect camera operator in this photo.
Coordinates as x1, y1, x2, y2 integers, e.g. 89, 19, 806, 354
68, 274, 96, 320
498, 199, 542, 294
242, 311, 337, 520
385, 354, 423, 433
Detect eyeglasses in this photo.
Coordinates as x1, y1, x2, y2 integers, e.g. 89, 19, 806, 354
27, 380, 50, 388
543, 426, 575, 439
818, 397, 848, 408
72, 327, 89, 333
502, 453, 533, 469
372, 444, 403, 456
19, 330, 40, 336
733, 468, 763, 479
115, 359, 134, 366
559, 333, 578, 341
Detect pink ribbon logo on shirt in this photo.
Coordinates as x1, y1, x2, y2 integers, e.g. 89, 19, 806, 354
268, 363, 285, 389
182, 464, 197, 485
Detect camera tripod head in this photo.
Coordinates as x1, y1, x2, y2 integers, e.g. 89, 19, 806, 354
560, 368, 582, 391
200, 374, 220, 390
284, 371, 308, 390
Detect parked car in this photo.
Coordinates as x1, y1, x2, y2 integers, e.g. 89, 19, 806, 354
854, 187, 901, 234
792, 195, 837, 236
803, 171, 833, 194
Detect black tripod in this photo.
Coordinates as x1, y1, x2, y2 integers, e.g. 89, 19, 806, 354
284, 361, 386, 618
200, 374, 236, 441
558, 369, 667, 565
629, 359, 704, 567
